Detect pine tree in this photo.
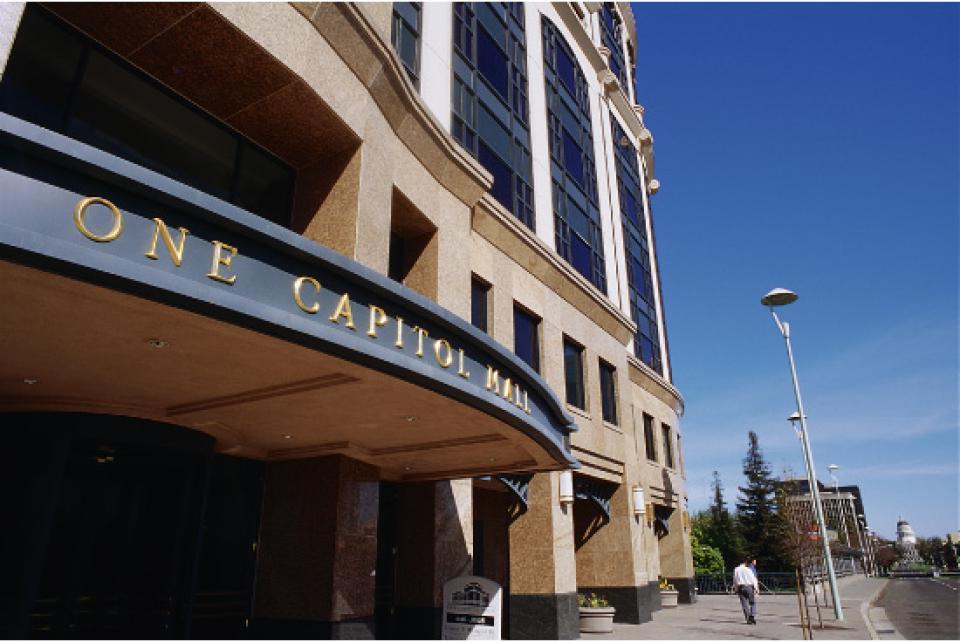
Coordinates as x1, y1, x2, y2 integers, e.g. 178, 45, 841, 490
736, 431, 788, 571
705, 470, 745, 570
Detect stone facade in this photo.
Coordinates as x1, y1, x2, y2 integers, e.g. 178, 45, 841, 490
0, 2, 692, 638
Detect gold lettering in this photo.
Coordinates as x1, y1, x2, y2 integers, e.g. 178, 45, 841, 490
433, 339, 453, 368
411, 326, 429, 357
145, 218, 189, 266
523, 390, 531, 414
329, 293, 356, 329
367, 305, 388, 337
207, 240, 238, 284
485, 366, 500, 395
395, 317, 405, 348
293, 276, 321, 314
502, 377, 514, 403
457, 348, 470, 379
74, 197, 123, 242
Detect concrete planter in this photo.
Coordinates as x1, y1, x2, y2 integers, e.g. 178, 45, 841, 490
579, 606, 616, 633
660, 589, 679, 607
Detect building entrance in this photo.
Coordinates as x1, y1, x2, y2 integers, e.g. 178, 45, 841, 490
0, 413, 263, 639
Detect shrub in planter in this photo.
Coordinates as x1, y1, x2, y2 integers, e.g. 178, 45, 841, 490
659, 577, 679, 607
578, 593, 615, 633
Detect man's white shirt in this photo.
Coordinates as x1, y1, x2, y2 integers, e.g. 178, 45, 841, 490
733, 564, 758, 589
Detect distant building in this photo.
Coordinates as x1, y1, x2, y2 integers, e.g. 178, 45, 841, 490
896, 517, 922, 563
777, 478, 876, 575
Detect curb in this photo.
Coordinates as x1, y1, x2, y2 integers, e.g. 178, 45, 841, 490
860, 580, 903, 640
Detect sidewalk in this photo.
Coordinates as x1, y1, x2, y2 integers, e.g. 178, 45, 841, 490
587, 576, 890, 640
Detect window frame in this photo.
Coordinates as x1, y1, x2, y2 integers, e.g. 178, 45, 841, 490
598, 359, 618, 425
643, 413, 657, 462
392, 2, 423, 88
661, 423, 674, 469
562, 336, 586, 411
470, 275, 491, 333
512, 303, 540, 373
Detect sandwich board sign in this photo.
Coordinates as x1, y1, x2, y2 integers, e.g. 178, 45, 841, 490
441, 575, 502, 640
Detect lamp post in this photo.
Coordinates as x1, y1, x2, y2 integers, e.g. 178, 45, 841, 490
761, 288, 843, 621
827, 464, 852, 548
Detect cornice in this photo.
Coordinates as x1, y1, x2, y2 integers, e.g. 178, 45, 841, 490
627, 354, 684, 416
472, 193, 637, 346
291, 2, 492, 208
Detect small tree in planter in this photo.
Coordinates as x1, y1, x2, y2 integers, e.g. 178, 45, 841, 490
578, 593, 615, 633
659, 577, 679, 607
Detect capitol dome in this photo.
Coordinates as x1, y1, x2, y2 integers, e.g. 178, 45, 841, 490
897, 518, 918, 545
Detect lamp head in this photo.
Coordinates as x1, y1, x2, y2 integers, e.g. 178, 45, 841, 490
787, 411, 803, 424
761, 288, 799, 307
828, 464, 839, 474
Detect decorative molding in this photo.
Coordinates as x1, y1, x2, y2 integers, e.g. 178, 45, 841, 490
627, 354, 683, 415
290, 2, 492, 208
401, 459, 539, 481
166, 373, 359, 416
371, 433, 507, 456
473, 193, 637, 345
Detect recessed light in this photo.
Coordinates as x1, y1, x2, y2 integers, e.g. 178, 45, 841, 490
22, 378, 39, 385
146, 338, 169, 349
404, 466, 412, 471
281, 434, 293, 440
404, 416, 417, 422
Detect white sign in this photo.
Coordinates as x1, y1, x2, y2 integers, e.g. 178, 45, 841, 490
441, 575, 502, 640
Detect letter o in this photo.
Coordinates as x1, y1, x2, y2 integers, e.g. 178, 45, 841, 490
433, 339, 454, 368
74, 197, 124, 242
293, 276, 321, 314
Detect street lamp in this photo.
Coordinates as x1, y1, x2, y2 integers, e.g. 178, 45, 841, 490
827, 464, 852, 548
761, 288, 844, 621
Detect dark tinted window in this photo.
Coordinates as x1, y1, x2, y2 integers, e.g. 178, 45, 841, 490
662, 424, 674, 468
599, 361, 617, 424
391, 2, 422, 87
599, 3, 629, 91
563, 338, 585, 409
513, 305, 539, 373
0, 6, 294, 226
612, 116, 662, 374
542, 17, 606, 293
452, 3, 534, 228
643, 413, 657, 462
471, 277, 490, 332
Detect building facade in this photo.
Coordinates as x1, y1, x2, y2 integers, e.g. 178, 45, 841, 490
0, 2, 691, 638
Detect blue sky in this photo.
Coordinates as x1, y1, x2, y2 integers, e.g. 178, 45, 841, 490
631, 2, 958, 540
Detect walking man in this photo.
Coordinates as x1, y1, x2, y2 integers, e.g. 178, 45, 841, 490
733, 556, 759, 624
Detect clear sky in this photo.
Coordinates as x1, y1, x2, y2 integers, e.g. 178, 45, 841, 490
631, 2, 959, 540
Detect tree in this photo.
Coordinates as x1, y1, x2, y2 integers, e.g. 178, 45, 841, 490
690, 512, 725, 575
736, 431, 789, 571
705, 470, 745, 570
876, 546, 900, 573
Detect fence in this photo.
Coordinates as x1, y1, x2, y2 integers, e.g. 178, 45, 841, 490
695, 558, 862, 595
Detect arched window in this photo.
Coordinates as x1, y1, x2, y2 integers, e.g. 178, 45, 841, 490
0, 5, 294, 227
599, 3, 629, 91
452, 3, 534, 228
541, 17, 606, 294
612, 118, 662, 374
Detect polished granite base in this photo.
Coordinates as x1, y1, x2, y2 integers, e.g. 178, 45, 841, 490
577, 582, 662, 624
510, 591, 579, 639
250, 616, 375, 639
667, 576, 698, 604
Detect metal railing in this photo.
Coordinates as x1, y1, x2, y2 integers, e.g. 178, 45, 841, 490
695, 572, 798, 595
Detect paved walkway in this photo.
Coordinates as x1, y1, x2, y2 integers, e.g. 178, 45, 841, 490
587, 576, 892, 640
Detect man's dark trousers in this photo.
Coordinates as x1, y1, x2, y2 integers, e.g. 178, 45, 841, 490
738, 585, 756, 622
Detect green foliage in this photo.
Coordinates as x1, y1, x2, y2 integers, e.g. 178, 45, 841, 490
578, 592, 610, 608
704, 471, 746, 570
690, 514, 725, 575
736, 431, 790, 571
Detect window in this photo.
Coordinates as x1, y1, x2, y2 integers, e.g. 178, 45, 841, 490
0, 6, 294, 226
452, 3, 534, 228
471, 276, 491, 332
599, 360, 617, 425
563, 338, 585, 409
599, 3, 629, 91
542, 17, 606, 293
513, 305, 539, 373
643, 413, 657, 462
662, 423, 674, 469
391, 2, 422, 87
612, 117, 662, 374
